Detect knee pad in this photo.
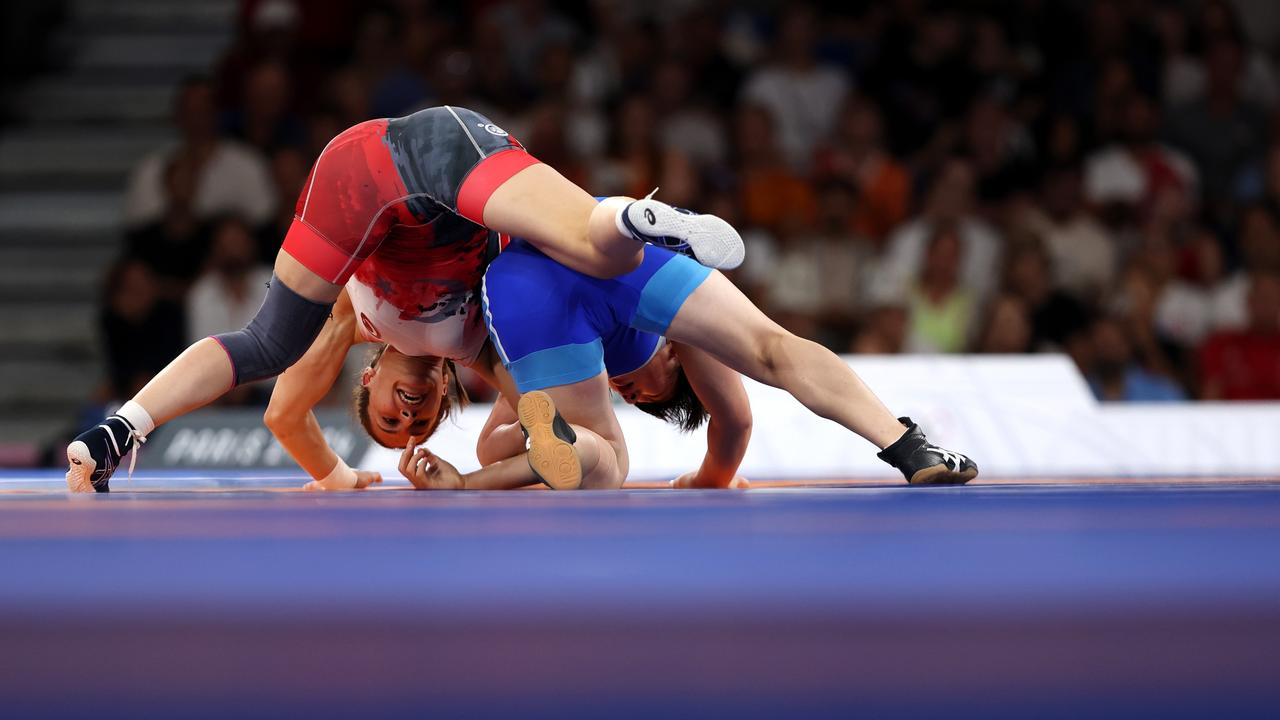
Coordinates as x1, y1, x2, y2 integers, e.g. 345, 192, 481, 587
213, 274, 334, 386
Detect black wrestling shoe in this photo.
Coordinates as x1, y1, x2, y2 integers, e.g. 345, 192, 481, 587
517, 391, 583, 490
65, 415, 146, 493
620, 192, 745, 270
877, 417, 978, 485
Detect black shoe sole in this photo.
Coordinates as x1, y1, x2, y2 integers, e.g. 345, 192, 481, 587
518, 391, 583, 491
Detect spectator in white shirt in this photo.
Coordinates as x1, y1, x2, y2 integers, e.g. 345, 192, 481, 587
186, 215, 273, 345
1084, 93, 1198, 225
740, 5, 850, 171
1159, 0, 1280, 110
124, 76, 276, 229
883, 157, 1003, 301
1021, 164, 1117, 300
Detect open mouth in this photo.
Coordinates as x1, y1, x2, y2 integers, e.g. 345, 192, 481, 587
397, 388, 425, 405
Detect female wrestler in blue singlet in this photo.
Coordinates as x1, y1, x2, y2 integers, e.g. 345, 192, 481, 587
397, 240, 978, 491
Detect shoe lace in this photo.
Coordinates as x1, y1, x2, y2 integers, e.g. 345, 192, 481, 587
99, 419, 147, 488
126, 430, 147, 487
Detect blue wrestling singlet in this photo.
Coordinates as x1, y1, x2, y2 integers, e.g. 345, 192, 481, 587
482, 240, 712, 392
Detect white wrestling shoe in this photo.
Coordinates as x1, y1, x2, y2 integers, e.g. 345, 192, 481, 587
620, 192, 745, 270
65, 416, 146, 493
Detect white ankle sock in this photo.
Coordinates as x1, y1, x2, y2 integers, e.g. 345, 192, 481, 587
614, 206, 636, 240
603, 196, 640, 241
115, 401, 156, 438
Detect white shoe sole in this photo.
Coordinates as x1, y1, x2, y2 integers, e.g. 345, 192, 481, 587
65, 441, 97, 493
627, 199, 745, 270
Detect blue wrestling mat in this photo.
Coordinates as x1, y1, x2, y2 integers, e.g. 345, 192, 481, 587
1, 472, 1278, 719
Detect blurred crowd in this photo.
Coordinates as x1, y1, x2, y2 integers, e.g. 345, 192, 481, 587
103, 0, 1280, 406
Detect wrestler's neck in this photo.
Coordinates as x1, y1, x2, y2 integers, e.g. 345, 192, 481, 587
380, 346, 444, 381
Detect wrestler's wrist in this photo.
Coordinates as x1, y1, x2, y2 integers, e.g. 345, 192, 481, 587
320, 457, 358, 490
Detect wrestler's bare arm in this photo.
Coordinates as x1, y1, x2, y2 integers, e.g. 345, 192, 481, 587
475, 396, 523, 467
264, 288, 374, 488
672, 344, 752, 488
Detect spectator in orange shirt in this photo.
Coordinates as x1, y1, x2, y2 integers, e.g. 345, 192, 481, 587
735, 104, 817, 231
814, 97, 911, 244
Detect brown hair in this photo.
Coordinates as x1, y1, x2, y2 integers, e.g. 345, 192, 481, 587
353, 344, 469, 448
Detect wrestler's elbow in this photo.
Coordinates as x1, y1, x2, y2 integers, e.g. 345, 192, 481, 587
263, 403, 294, 437
720, 408, 752, 438
475, 436, 501, 467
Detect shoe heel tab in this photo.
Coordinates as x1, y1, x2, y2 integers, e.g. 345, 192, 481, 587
877, 419, 926, 464
551, 412, 578, 444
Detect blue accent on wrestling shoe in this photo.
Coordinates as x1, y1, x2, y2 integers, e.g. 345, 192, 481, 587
621, 201, 693, 252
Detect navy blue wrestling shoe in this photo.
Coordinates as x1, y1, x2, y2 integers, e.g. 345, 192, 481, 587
621, 192, 745, 270
517, 391, 582, 490
65, 415, 146, 493
876, 417, 978, 485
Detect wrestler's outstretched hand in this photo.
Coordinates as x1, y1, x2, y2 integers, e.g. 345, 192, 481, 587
671, 470, 749, 489
303, 468, 382, 491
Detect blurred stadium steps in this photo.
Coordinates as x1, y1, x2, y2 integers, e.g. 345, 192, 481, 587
0, 128, 175, 192
0, 0, 236, 457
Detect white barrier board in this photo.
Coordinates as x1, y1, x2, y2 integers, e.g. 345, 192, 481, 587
360, 355, 1280, 481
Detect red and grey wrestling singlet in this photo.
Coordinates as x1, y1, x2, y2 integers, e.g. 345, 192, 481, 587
282, 105, 537, 285
345, 218, 495, 362
280, 106, 536, 360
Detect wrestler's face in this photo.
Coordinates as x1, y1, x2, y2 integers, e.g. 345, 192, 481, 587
362, 351, 448, 448
610, 343, 679, 405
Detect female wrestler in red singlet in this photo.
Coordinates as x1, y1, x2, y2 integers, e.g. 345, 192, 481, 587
67, 106, 744, 492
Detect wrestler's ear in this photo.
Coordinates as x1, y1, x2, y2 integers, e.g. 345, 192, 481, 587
664, 342, 681, 369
